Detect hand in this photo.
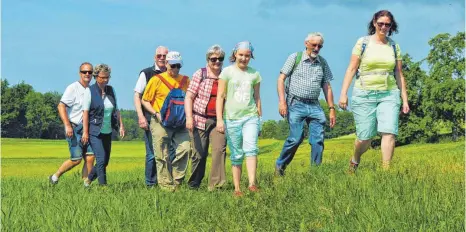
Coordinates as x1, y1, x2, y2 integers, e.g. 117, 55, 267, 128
329, 109, 336, 128
155, 113, 162, 122
138, 116, 148, 130
402, 102, 410, 114
65, 125, 73, 138
278, 102, 287, 118
216, 120, 225, 133
119, 127, 125, 138
81, 133, 89, 145
338, 95, 348, 110
186, 117, 194, 131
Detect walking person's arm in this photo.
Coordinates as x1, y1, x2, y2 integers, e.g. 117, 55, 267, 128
394, 60, 410, 114
185, 91, 195, 131
58, 103, 73, 138
322, 82, 336, 128
277, 73, 287, 118
216, 79, 227, 133
338, 55, 360, 110
134, 72, 149, 130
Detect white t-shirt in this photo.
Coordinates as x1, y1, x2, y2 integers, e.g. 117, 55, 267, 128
134, 64, 164, 94
60, 81, 88, 125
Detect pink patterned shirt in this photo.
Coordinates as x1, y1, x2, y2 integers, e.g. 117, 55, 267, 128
187, 67, 220, 130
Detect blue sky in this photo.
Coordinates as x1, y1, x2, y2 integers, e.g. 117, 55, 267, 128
2, 0, 464, 120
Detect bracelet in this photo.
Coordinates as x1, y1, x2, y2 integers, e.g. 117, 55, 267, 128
329, 106, 335, 110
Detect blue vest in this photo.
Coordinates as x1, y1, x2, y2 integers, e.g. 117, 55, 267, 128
88, 83, 119, 136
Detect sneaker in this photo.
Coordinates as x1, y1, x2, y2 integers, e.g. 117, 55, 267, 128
83, 178, 92, 188
348, 161, 359, 174
274, 166, 285, 177
49, 175, 58, 185
248, 185, 259, 192
233, 191, 243, 197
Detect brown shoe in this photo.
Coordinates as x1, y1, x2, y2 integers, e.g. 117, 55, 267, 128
348, 160, 359, 174
233, 191, 243, 197
248, 185, 259, 192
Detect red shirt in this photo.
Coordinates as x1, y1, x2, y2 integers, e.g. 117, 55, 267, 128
206, 80, 218, 116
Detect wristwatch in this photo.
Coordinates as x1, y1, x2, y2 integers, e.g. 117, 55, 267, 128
329, 106, 335, 110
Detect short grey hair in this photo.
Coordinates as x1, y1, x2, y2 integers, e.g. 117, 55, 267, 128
93, 64, 111, 78
206, 44, 225, 61
79, 62, 92, 71
305, 32, 324, 44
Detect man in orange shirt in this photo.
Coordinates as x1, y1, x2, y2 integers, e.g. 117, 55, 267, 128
142, 51, 191, 191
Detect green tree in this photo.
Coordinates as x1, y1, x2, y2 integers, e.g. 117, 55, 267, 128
24, 91, 56, 138
1, 81, 34, 138
424, 32, 465, 141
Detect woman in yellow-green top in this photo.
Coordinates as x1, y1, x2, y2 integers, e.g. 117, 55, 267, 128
338, 10, 410, 173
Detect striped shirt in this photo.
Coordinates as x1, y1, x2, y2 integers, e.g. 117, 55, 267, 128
281, 50, 333, 102
187, 67, 219, 130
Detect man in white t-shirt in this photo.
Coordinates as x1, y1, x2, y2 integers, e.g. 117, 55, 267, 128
134, 46, 175, 187
48, 62, 95, 184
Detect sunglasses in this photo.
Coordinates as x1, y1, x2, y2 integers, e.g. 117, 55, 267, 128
80, 70, 93, 74
309, 43, 323, 49
376, 22, 392, 28
209, 57, 225, 63
156, 54, 167, 59
170, 64, 182, 69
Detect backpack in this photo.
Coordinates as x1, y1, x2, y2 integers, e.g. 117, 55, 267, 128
284, 51, 303, 95
157, 74, 188, 129
356, 36, 398, 79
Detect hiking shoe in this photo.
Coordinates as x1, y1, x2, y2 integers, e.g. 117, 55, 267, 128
248, 185, 259, 192
83, 178, 92, 188
348, 161, 359, 174
233, 191, 244, 197
274, 166, 285, 177
49, 175, 58, 185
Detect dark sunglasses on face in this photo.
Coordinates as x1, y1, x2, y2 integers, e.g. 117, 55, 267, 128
170, 64, 181, 69
376, 22, 392, 28
309, 43, 323, 49
209, 57, 225, 63
80, 70, 93, 74
156, 54, 167, 59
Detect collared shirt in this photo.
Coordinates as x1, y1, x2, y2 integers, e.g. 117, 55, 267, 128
134, 63, 164, 94
142, 72, 190, 112
187, 67, 219, 130
60, 81, 88, 125
280, 50, 333, 101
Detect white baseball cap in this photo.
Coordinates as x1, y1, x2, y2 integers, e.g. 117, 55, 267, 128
166, 51, 183, 66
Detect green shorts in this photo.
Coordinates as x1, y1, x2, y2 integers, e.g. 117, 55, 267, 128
351, 88, 401, 140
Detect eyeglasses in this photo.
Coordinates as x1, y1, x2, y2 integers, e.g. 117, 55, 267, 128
156, 54, 167, 59
97, 75, 111, 80
376, 22, 392, 28
309, 43, 323, 49
209, 57, 225, 63
170, 64, 181, 69
80, 70, 93, 74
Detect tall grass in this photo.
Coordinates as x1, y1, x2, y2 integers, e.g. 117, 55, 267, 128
1, 137, 464, 231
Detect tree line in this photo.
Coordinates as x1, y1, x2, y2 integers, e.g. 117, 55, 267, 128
1, 32, 464, 144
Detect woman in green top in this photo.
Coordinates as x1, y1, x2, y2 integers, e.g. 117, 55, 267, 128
216, 41, 262, 197
338, 10, 410, 172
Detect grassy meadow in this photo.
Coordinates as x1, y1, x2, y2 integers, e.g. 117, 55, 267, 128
1, 136, 464, 231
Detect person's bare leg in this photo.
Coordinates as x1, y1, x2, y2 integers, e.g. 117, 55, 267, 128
381, 133, 395, 170
352, 139, 372, 163
54, 159, 82, 178
232, 165, 242, 192
245, 156, 257, 187
82, 154, 95, 179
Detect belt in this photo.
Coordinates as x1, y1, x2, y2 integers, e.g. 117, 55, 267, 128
357, 71, 394, 77
288, 95, 319, 104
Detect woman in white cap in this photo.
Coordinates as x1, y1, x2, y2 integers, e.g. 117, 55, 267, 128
216, 41, 262, 197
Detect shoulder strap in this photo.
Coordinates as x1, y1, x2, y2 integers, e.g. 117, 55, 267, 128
179, 76, 188, 89
292, 52, 302, 73
387, 38, 397, 60
200, 68, 207, 82
156, 74, 174, 90
360, 36, 370, 57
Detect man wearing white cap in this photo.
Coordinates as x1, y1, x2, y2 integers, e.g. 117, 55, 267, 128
141, 51, 191, 191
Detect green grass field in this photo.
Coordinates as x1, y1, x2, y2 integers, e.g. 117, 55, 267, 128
1, 137, 464, 231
